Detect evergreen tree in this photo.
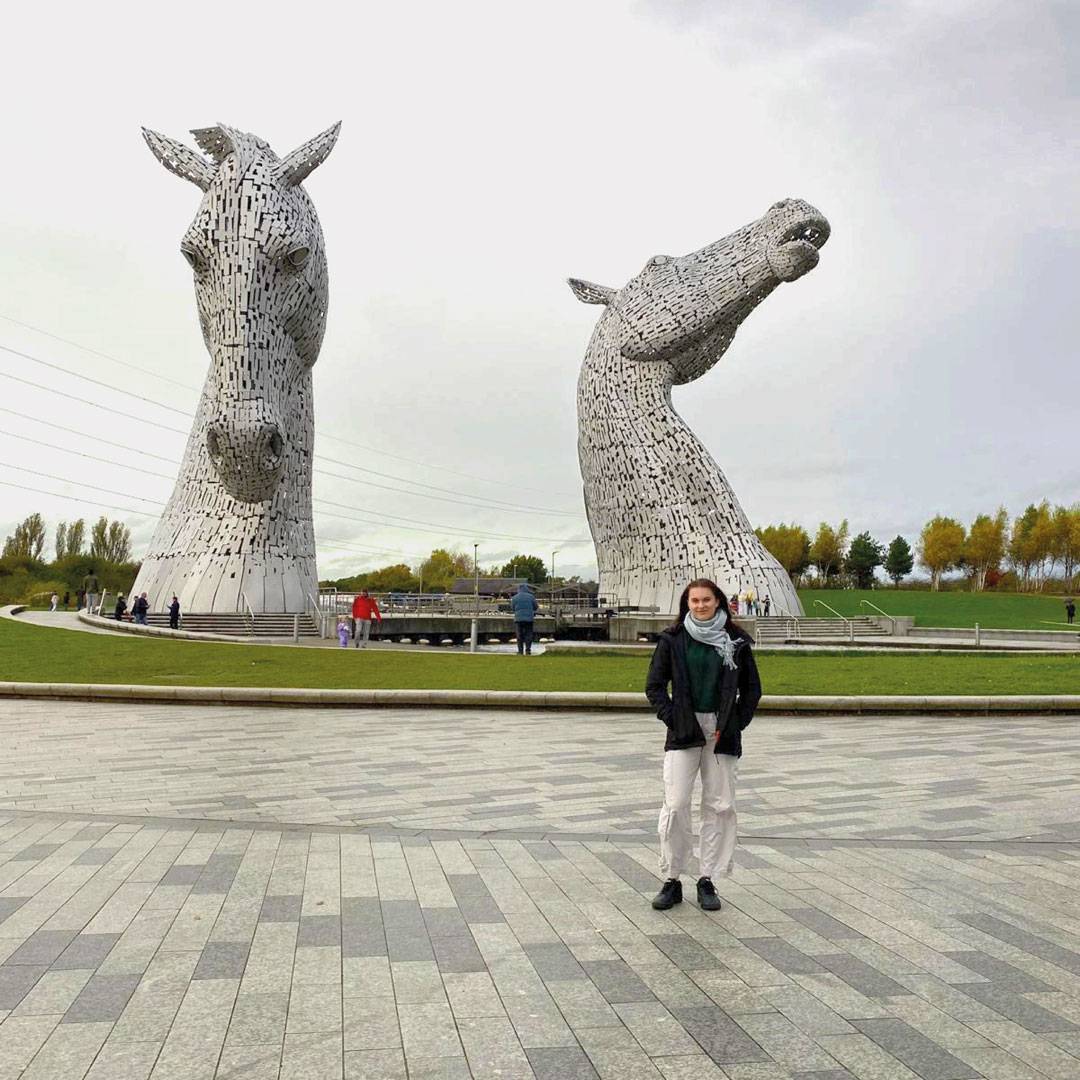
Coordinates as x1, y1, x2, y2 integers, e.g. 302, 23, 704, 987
884, 535, 914, 585
845, 532, 885, 589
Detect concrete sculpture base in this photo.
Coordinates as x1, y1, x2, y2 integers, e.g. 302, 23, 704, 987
570, 199, 829, 616
131, 121, 340, 613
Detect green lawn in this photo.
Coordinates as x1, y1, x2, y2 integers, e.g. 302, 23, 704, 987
796, 589, 1075, 631
1, 617, 1076, 695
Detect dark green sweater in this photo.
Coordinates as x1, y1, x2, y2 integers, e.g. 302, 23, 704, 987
685, 638, 720, 712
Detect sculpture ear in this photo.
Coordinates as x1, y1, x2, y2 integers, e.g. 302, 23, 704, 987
278, 122, 342, 187
568, 278, 616, 305
142, 128, 214, 190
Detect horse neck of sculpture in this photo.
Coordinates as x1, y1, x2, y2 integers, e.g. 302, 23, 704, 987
577, 313, 755, 536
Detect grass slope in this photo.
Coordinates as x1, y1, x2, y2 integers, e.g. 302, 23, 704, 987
0, 617, 1075, 695
796, 589, 1075, 630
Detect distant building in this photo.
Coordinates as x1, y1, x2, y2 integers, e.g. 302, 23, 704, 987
449, 576, 530, 598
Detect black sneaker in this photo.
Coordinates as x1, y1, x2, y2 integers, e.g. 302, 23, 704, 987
697, 876, 721, 911
651, 879, 682, 910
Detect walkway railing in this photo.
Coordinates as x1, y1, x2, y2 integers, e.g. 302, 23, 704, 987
813, 599, 854, 642
859, 598, 897, 634
307, 593, 327, 638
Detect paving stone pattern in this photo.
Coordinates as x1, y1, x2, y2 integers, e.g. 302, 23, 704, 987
0, 702, 1079, 1078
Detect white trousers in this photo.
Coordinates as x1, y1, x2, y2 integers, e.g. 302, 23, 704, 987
658, 712, 738, 881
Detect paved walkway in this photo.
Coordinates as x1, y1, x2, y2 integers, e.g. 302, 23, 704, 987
1, 702, 1080, 1078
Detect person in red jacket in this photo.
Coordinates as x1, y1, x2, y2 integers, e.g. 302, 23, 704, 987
351, 589, 382, 648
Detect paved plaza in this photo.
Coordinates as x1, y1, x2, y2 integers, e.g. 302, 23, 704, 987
1, 703, 1079, 1078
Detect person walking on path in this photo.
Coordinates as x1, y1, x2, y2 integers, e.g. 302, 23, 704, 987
645, 578, 762, 913
114, 594, 127, 621
1067, 599, 1076, 625
62, 591, 70, 610
762, 595, 771, 617
351, 590, 382, 648
168, 596, 181, 630
337, 617, 350, 648
49, 593, 58, 612
510, 582, 538, 655
82, 570, 100, 614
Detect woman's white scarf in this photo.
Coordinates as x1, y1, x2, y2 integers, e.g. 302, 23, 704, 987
684, 610, 737, 669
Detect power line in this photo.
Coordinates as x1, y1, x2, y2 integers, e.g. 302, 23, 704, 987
312, 462, 579, 517
0, 476, 425, 565
0, 370, 189, 435
0, 462, 167, 507
0, 343, 192, 417
0, 478, 157, 519
0, 342, 584, 518
0, 356, 587, 520
0, 407, 181, 464
0, 459, 592, 547
0, 319, 574, 499
0, 313, 200, 392
0, 430, 175, 480
309, 498, 591, 544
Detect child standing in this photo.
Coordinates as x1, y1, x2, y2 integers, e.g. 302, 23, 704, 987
337, 617, 350, 648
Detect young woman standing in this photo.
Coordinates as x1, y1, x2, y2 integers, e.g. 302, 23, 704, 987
645, 579, 761, 911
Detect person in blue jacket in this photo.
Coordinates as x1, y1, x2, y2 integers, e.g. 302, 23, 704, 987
510, 583, 538, 656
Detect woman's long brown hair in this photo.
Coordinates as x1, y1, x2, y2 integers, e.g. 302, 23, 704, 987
668, 578, 739, 634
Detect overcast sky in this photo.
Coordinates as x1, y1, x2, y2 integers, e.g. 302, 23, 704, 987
1, 0, 1075, 580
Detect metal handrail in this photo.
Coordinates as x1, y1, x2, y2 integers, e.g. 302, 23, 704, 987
307, 592, 327, 638
859, 599, 896, 634
812, 599, 854, 641
240, 592, 255, 636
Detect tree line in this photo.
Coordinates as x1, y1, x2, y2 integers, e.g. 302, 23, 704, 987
1, 513, 137, 605
323, 551, 589, 594
756, 501, 1080, 592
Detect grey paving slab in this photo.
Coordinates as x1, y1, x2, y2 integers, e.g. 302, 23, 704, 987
63, 971, 142, 1023
854, 1018, 981, 1078
51, 932, 121, 970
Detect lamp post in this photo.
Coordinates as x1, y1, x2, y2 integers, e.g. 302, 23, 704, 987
551, 550, 559, 610
473, 543, 479, 616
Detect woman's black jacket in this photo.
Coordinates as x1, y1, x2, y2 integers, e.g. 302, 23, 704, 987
645, 624, 761, 757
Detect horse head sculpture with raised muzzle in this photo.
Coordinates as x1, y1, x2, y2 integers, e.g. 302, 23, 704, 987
570, 198, 830, 616
130, 122, 340, 615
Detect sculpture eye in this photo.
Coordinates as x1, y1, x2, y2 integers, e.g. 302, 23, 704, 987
286, 245, 310, 268
181, 246, 205, 272
650, 255, 671, 267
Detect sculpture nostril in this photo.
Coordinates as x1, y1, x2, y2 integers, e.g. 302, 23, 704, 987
268, 429, 283, 458
206, 426, 221, 458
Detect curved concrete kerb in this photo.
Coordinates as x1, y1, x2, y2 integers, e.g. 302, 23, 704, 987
0, 682, 1076, 714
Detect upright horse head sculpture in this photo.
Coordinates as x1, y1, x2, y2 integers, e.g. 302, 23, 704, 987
130, 122, 340, 614
570, 198, 829, 616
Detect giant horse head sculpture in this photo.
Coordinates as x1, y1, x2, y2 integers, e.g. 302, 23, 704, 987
130, 122, 339, 616
143, 122, 340, 501
568, 198, 830, 616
